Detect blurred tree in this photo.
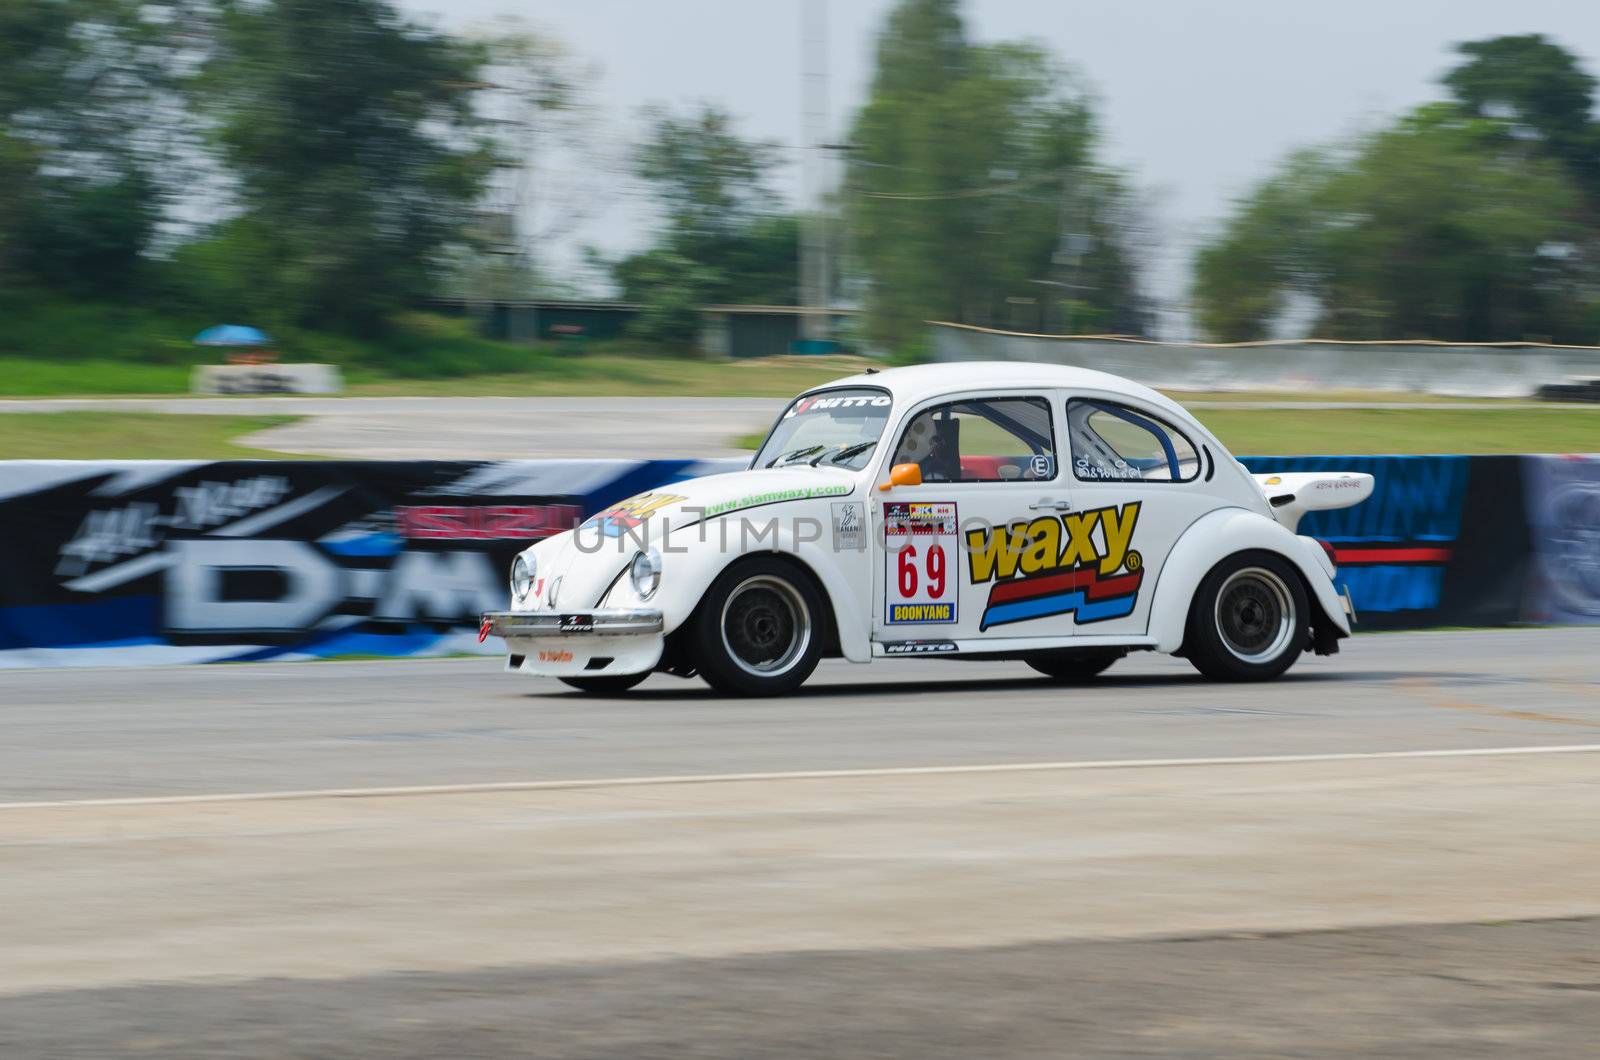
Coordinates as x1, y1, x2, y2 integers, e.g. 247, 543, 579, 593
612, 105, 801, 345
201, 0, 495, 334
444, 22, 612, 299
1192, 150, 1336, 343
1194, 105, 1591, 343
634, 105, 779, 243
1445, 34, 1600, 208
845, 0, 1149, 349
0, 0, 187, 292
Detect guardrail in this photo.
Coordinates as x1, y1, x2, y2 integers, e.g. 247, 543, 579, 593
0, 455, 1594, 667
930, 323, 1600, 398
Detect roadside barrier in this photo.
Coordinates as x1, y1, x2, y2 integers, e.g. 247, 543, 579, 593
0, 454, 1593, 667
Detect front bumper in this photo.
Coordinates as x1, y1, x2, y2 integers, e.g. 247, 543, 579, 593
481, 609, 663, 638
480, 609, 665, 677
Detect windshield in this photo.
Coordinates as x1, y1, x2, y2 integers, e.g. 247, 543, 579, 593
753, 387, 893, 471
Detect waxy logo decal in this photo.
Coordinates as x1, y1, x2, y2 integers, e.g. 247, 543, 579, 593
966, 503, 1144, 631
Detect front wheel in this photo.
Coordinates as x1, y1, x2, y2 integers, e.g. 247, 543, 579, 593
691, 559, 824, 697
1185, 551, 1309, 681
558, 672, 650, 695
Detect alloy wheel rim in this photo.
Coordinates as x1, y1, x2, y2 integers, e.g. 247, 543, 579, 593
720, 575, 811, 678
1214, 567, 1295, 664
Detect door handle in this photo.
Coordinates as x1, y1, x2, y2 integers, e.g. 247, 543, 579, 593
1028, 499, 1073, 511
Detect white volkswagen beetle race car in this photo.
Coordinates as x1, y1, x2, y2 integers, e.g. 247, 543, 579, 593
482, 362, 1373, 696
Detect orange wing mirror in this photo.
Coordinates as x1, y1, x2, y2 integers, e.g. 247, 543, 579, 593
879, 462, 923, 492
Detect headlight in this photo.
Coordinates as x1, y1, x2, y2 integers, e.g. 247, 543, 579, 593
629, 546, 662, 600
511, 554, 535, 601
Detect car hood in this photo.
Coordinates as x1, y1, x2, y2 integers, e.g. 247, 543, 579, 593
523, 466, 860, 611
594, 466, 859, 538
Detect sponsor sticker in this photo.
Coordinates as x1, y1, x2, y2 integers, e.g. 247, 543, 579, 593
558, 613, 595, 633
538, 649, 574, 663
965, 502, 1144, 631
583, 493, 685, 539
783, 394, 892, 418
882, 640, 958, 655
701, 484, 851, 518
832, 501, 866, 552
884, 501, 959, 624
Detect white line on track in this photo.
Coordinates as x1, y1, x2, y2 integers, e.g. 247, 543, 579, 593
6, 743, 1600, 812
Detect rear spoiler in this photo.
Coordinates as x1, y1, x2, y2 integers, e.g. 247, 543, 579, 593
1252, 472, 1375, 532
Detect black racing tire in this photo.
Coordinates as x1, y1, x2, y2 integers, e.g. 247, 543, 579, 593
1184, 550, 1309, 681
1025, 648, 1125, 683
558, 672, 650, 695
691, 557, 824, 697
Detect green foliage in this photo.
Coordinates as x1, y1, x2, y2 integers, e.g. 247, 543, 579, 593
635, 106, 778, 239
1198, 35, 1600, 344
615, 105, 801, 344
0, 287, 547, 390
1444, 34, 1600, 207
201, 0, 496, 335
846, 0, 1148, 348
18, 168, 158, 293
1195, 106, 1593, 343
614, 251, 717, 348
0, 287, 207, 367
1193, 150, 1335, 343
0, 0, 176, 293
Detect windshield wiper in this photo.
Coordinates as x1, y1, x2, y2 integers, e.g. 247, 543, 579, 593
811, 441, 877, 467
765, 445, 824, 468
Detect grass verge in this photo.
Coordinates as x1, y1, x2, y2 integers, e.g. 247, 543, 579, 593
1195, 407, 1600, 455
0, 413, 305, 460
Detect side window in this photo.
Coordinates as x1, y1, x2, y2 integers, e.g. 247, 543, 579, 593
1067, 400, 1199, 483
891, 396, 1056, 483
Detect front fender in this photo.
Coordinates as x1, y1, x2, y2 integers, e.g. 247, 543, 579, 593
610, 514, 873, 663
1147, 507, 1349, 653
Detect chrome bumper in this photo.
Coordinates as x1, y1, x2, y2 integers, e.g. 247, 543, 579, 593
480, 609, 664, 638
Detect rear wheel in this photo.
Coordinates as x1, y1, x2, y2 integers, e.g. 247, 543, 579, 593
558, 672, 649, 695
1025, 648, 1124, 683
1185, 551, 1308, 681
692, 558, 824, 697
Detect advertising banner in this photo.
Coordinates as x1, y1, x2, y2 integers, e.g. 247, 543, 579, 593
1240, 455, 1532, 629
0, 459, 741, 668
0, 452, 1591, 667
1521, 455, 1600, 625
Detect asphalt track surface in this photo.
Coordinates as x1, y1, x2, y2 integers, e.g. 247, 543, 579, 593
6, 629, 1600, 801
5, 628, 1600, 1057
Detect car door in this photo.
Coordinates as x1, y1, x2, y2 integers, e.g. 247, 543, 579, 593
1057, 393, 1227, 637
873, 391, 1075, 647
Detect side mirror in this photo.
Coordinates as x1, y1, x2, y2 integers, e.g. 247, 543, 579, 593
879, 462, 923, 492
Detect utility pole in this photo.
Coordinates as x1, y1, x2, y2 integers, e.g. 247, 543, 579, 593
800, 0, 832, 345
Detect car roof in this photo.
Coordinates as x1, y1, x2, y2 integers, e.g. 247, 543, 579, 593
811, 361, 1192, 420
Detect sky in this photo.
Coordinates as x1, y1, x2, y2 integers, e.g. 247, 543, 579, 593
399, 0, 1600, 336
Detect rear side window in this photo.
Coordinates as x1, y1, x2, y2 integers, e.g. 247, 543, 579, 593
1067, 400, 1199, 483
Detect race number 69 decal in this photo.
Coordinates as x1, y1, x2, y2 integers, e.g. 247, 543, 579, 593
884, 501, 958, 624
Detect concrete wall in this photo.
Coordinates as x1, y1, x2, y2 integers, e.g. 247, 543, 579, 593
930, 325, 1600, 398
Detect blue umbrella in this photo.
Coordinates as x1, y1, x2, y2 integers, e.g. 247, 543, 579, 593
194, 324, 272, 347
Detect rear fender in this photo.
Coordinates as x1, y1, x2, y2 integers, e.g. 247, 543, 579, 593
1148, 507, 1349, 653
